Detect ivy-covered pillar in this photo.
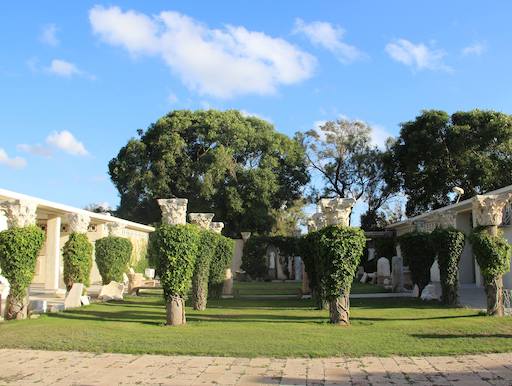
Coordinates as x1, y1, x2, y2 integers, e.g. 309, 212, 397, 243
0, 199, 39, 319
472, 193, 512, 316
319, 197, 357, 324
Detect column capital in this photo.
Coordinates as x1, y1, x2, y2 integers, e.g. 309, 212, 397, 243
67, 213, 90, 233
0, 199, 37, 228
472, 193, 512, 227
210, 222, 224, 234
157, 198, 188, 225
240, 232, 251, 242
188, 213, 215, 229
318, 197, 356, 227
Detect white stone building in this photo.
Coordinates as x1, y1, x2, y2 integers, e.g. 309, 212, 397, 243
0, 188, 154, 297
387, 184, 512, 289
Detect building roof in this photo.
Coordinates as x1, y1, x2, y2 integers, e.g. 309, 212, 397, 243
0, 188, 155, 233
386, 184, 512, 229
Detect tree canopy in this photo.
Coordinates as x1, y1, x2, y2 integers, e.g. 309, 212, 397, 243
387, 109, 512, 216
109, 109, 309, 237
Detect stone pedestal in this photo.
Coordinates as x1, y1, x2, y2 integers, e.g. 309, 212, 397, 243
391, 255, 404, 293
376, 257, 391, 286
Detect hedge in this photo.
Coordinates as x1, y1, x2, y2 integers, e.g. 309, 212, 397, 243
95, 236, 133, 284
431, 227, 465, 305
398, 231, 436, 296
208, 234, 234, 299
0, 225, 45, 320
63, 232, 93, 291
300, 231, 325, 308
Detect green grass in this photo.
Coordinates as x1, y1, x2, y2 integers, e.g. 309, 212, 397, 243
0, 296, 511, 358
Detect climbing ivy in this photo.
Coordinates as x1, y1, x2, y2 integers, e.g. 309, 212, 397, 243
95, 236, 133, 284
63, 232, 93, 291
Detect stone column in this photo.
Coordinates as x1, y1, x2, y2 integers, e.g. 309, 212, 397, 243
472, 193, 512, 315
0, 199, 37, 228
45, 215, 62, 292
188, 213, 214, 229
157, 198, 188, 225
67, 213, 90, 234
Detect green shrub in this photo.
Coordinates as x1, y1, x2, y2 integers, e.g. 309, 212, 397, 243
470, 227, 511, 316
0, 225, 45, 320
316, 226, 366, 299
148, 224, 200, 300
299, 231, 324, 308
63, 232, 93, 291
208, 234, 234, 299
470, 227, 511, 282
191, 230, 217, 310
398, 231, 436, 296
95, 236, 133, 284
374, 237, 396, 259
431, 227, 465, 305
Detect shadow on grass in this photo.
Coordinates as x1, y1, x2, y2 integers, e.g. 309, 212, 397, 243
411, 333, 512, 339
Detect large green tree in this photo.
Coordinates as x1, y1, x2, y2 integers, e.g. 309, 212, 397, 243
388, 109, 512, 216
109, 110, 309, 236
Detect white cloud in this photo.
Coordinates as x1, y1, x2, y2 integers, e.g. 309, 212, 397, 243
46, 130, 88, 156
0, 148, 26, 169
17, 143, 53, 158
40, 24, 59, 46
240, 110, 273, 123
385, 39, 451, 72
462, 42, 485, 56
293, 19, 363, 63
47, 59, 81, 77
369, 123, 394, 149
89, 5, 316, 98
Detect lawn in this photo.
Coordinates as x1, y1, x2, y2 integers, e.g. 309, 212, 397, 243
0, 296, 511, 358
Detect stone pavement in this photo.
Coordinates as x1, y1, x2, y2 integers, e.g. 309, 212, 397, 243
1, 349, 512, 385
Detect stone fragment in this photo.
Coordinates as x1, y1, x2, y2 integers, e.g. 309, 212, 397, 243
360, 272, 368, 284
391, 255, 404, 293
80, 295, 90, 306
420, 284, 440, 301
98, 281, 125, 301
376, 257, 391, 285
64, 283, 84, 309
29, 300, 47, 314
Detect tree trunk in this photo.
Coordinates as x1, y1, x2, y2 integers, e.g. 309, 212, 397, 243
329, 293, 350, 325
193, 284, 207, 311
442, 283, 458, 306
6, 292, 28, 320
485, 275, 504, 316
166, 296, 186, 325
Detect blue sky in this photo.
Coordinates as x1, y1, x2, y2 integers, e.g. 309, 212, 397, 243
1, 1, 511, 221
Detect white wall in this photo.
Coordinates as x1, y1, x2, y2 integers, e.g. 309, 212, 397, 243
0, 214, 7, 232
457, 212, 476, 285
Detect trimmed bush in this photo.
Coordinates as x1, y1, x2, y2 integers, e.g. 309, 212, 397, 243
470, 227, 511, 316
63, 232, 93, 291
95, 236, 133, 284
208, 234, 234, 299
315, 225, 366, 325
431, 227, 465, 305
0, 225, 45, 320
148, 224, 200, 325
398, 231, 436, 296
191, 230, 217, 310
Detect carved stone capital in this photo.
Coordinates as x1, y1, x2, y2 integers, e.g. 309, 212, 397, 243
67, 213, 90, 233
240, 232, 251, 241
188, 213, 215, 229
472, 193, 512, 227
318, 197, 356, 227
311, 212, 326, 230
107, 222, 125, 237
306, 218, 317, 233
210, 222, 224, 234
157, 198, 188, 225
425, 210, 457, 230
0, 199, 38, 228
